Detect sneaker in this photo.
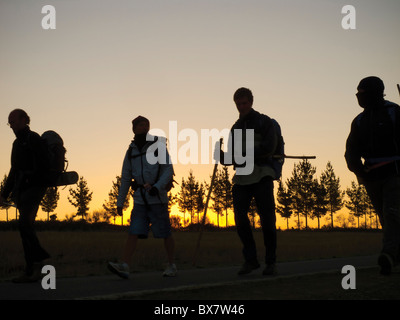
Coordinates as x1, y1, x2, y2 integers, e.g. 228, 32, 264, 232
238, 260, 260, 275
108, 262, 130, 279
262, 264, 277, 276
163, 263, 177, 277
378, 253, 393, 276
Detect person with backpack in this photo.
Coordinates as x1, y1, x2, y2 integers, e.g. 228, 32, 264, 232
0, 109, 50, 283
108, 116, 177, 278
345, 76, 400, 275
216, 87, 281, 276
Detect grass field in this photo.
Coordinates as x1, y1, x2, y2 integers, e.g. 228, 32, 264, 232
0, 229, 383, 280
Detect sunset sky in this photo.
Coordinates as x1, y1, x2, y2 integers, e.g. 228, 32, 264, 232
1, 0, 399, 228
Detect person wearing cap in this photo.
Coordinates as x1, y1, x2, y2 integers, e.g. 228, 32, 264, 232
345, 76, 400, 275
107, 116, 177, 278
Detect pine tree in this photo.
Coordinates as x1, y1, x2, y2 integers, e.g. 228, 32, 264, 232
286, 160, 316, 229
103, 175, 130, 225
68, 176, 93, 220
195, 182, 205, 226
220, 167, 233, 227
41, 187, 60, 221
248, 198, 258, 229
210, 173, 224, 227
0, 174, 13, 221
276, 179, 293, 230
176, 170, 200, 226
210, 167, 233, 228
320, 162, 344, 228
311, 180, 329, 229
345, 181, 368, 228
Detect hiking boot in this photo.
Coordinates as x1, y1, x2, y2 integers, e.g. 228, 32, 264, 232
378, 253, 393, 276
238, 260, 260, 275
163, 263, 177, 277
107, 262, 130, 279
262, 264, 277, 276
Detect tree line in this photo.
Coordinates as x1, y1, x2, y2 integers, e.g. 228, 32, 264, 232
0, 160, 379, 230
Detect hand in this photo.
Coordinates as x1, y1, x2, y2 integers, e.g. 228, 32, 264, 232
213, 139, 223, 162
148, 186, 159, 196
131, 180, 139, 191
143, 183, 152, 191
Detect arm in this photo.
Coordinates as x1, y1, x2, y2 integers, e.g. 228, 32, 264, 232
117, 150, 132, 209
345, 118, 366, 178
152, 147, 174, 192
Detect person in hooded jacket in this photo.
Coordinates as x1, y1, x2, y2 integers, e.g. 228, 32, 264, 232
345, 76, 400, 275
107, 116, 177, 278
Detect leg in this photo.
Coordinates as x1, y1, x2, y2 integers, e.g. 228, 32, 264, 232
253, 177, 277, 266
365, 177, 400, 274
13, 187, 49, 283
232, 184, 257, 263
164, 235, 175, 265
163, 235, 177, 277
122, 234, 138, 264
149, 204, 177, 276
149, 204, 174, 263
381, 177, 400, 262
17, 188, 49, 273
108, 205, 148, 279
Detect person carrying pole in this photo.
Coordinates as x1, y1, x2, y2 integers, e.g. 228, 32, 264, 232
345, 76, 400, 275
216, 87, 280, 276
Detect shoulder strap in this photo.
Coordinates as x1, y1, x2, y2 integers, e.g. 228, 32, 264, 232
127, 136, 159, 159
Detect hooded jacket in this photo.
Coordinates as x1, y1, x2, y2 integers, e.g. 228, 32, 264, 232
117, 134, 174, 207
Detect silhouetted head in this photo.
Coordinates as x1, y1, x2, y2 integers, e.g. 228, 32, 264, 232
234, 87, 253, 117
131, 115, 150, 135
8, 109, 30, 135
356, 76, 385, 109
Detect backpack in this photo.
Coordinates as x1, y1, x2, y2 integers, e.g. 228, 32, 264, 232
271, 119, 285, 180
355, 102, 400, 164
41, 130, 67, 185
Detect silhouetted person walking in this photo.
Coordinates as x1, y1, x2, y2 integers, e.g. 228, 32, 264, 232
345, 76, 400, 275
0, 109, 50, 283
108, 116, 177, 278
217, 88, 278, 275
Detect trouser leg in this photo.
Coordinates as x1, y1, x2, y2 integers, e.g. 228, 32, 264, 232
233, 184, 257, 262
254, 177, 276, 265
17, 187, 49, 274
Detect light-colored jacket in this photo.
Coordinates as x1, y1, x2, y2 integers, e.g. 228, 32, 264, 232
117, 135, 174, 207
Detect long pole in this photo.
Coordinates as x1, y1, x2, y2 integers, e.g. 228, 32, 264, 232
192, 139, 222, 266
397, 84, 400, 97
274, 155, 316, 160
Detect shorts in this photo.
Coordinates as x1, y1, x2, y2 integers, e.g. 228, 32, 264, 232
129, 204, 171, 239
